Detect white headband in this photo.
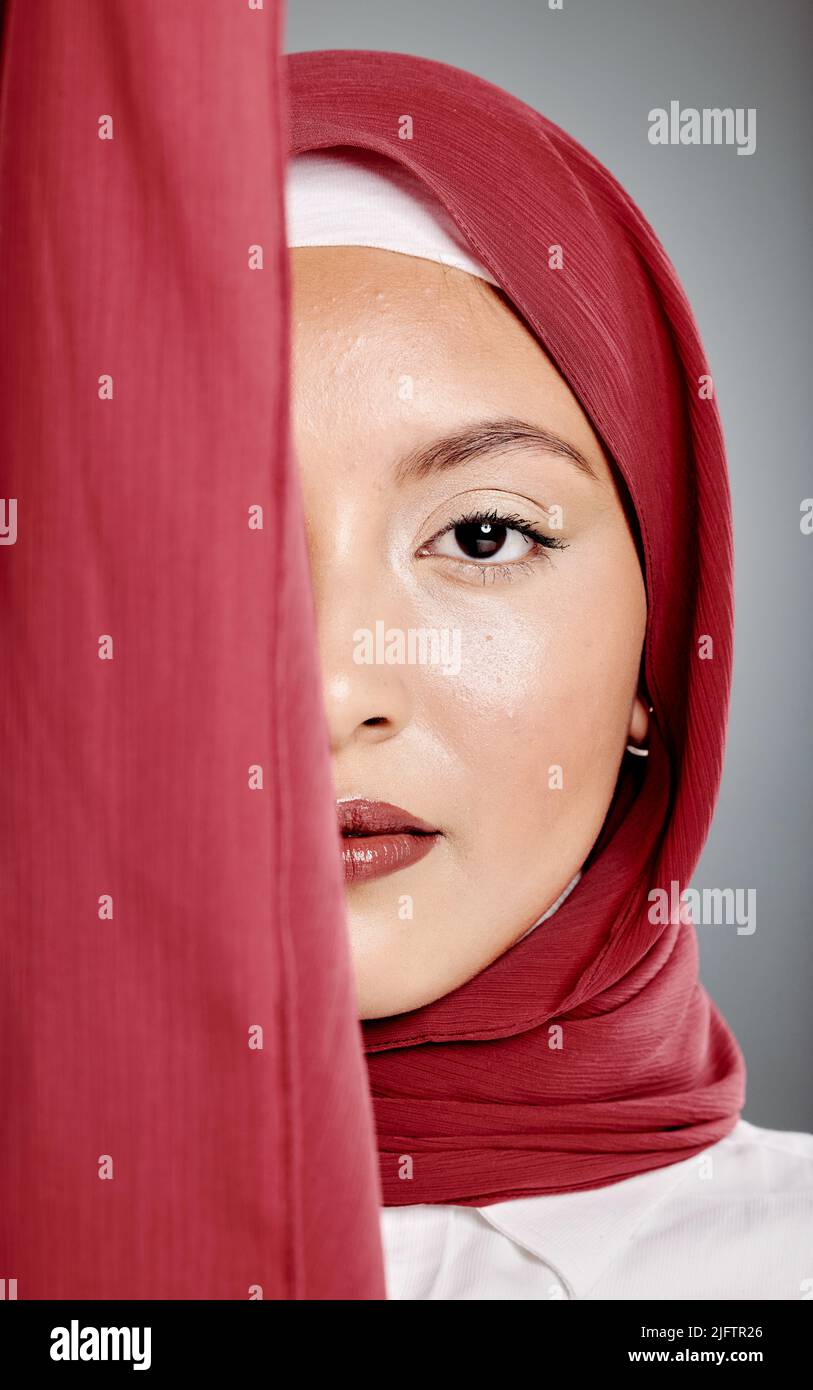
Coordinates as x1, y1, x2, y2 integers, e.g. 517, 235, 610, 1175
284, 147, 499, 286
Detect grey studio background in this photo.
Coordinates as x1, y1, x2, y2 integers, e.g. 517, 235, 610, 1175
285, 0, 813, 1132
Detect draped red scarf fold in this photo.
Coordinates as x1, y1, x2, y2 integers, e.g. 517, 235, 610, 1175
0, 6, 385, 1300
286, 47, 747, 1207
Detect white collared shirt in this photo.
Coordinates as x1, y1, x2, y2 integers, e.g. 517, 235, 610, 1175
379, 1119, 813, 1300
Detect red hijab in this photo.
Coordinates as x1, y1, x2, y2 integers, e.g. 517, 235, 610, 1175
287, 48, 747, 1206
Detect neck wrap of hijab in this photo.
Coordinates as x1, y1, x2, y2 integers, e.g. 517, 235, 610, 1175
287, 48, 747, 1207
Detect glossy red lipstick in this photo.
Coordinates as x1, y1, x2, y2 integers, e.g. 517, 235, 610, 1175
337, 798, 440, 884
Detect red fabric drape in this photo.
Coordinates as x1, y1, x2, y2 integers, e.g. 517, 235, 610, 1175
0, 4, 385, 1299
287, 48, 746, 1207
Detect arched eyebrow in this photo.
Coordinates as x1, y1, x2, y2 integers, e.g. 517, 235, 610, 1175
393, 416, 598, 483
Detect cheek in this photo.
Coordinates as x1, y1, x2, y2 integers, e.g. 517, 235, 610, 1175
416, 561, 643, 850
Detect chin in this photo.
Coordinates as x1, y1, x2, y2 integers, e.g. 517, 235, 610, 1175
350, 920, 477, 1020
351, 943, 431, 1021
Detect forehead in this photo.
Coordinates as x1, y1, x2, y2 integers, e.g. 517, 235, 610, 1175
290, 242, 498, 305
289, 244, 508, 369
289, 244, 609, 483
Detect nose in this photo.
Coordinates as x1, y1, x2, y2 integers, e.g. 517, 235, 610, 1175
315, 581, 414, 756
319, 609, 414, 752
298, 459, 415, 753
321, 661, 413, 752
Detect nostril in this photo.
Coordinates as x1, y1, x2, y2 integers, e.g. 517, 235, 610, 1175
363, 716, 389, 727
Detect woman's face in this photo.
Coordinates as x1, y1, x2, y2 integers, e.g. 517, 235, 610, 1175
290, 245, 648, 1020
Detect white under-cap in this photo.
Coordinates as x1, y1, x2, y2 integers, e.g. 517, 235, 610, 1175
285, 147, 500, 287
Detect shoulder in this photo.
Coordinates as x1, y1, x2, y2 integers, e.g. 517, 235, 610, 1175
603, 1119, 813, 1302
380, 1121, 813, 1301
683, 1117, 813, 1191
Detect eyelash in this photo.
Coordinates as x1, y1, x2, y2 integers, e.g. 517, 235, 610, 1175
418, 507, 568, 583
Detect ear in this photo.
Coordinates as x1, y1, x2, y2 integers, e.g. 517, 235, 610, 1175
627, 692, 650, 749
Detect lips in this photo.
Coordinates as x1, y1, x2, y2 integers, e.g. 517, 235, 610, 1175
337, 798, 441, 884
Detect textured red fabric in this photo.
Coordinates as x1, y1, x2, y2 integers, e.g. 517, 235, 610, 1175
0, 5, 385, 1298
287, 48, 747, 1207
